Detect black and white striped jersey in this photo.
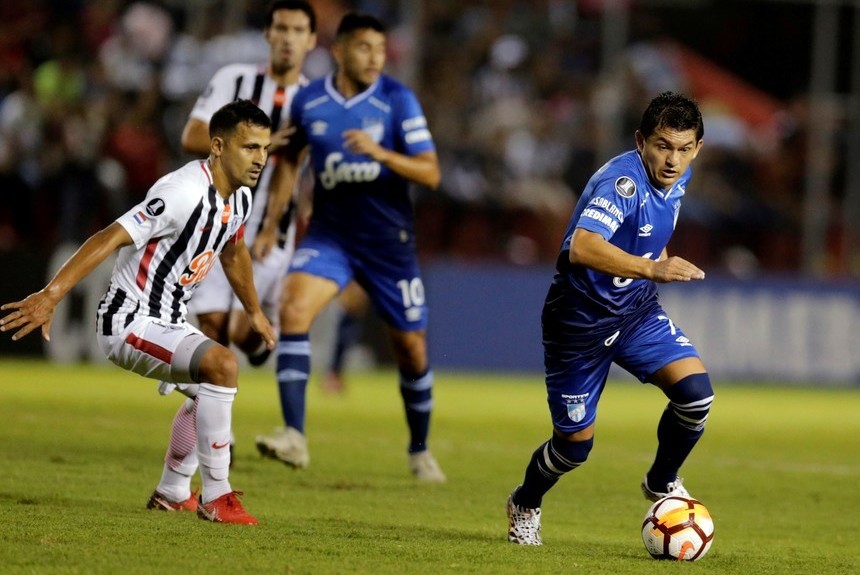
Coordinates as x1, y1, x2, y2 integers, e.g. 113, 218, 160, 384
97, 160, 252, 335
189, 63, 306, 245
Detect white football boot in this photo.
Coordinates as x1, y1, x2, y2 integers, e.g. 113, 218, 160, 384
255, 426, 310, 469
507, 487, 542, 545
641, 475, 691, 502
408, 450, 447, 483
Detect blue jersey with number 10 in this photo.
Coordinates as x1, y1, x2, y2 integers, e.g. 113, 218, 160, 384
289, 74, 435, 241
552, 150, 692, 323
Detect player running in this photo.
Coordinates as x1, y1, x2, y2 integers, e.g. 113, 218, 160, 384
506, 92, 714, 545
252, 12, 446, 481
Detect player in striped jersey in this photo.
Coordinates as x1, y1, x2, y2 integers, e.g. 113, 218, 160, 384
1, 100, 276, 525
253, 13, 446, 481
182, 0, 317, 361
151, 1, 317, 487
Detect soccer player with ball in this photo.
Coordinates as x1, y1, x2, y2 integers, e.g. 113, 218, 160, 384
506, 92, 714, 547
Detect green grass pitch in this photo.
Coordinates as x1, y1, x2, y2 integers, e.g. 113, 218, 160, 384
1, 360, 858, 574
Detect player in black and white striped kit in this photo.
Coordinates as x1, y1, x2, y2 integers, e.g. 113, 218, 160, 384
182, 0, 316, 362
0, 100, 276, 525
142, 1, 317, 513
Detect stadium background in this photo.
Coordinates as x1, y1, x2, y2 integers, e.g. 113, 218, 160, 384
0, 0, 857, 383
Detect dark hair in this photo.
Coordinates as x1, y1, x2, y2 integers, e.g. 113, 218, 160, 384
209, 100, 271, 139
265, 0, 316, 33
336, 12, 386, 40
639, 91, 704, 141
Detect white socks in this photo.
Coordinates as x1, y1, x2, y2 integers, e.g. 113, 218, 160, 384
196, 383, 236, 503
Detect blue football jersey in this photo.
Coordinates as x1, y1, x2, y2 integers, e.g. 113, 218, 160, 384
289, 74, 435, 240
553, 150, 692, 320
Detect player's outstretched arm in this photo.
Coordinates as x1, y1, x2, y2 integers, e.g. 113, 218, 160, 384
0, 222, 133, 341
220, 240, 276, 350
569, 228, 704, 283
342, 129, 441, 189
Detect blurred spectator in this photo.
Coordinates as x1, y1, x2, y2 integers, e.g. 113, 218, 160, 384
0, 0, 852, 278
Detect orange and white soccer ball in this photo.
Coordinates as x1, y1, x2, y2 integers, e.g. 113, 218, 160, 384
641, 495, 714, 561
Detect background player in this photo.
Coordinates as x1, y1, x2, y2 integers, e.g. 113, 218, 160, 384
183, 0, 316, 362
0, 100, 276, 525
506, 92, 714, 545
252, 12, 445, 481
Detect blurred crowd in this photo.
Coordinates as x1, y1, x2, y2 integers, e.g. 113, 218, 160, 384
0, 0, 853, 276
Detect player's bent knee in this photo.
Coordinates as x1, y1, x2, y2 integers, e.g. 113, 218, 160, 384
279, 299, 316, 332
666, 373, 713, 431
550, 435, 594, 470
197, 345, 239, 387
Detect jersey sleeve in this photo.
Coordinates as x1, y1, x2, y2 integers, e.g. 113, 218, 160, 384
393, 87, 435, 156
115, 182, 191, 250
189, 66, 237, 123
574, 175, 634, 241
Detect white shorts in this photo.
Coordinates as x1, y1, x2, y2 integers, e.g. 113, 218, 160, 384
186, 240, 294, 319
96, 316, 215, 384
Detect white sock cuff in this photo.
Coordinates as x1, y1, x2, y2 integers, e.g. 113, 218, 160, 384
198, 383, 238, 400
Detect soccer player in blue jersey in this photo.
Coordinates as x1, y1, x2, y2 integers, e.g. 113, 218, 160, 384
506, 92, 714, 545
252, 12, 445, 481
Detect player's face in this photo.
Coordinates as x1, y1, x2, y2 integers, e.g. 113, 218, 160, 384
635, 127, 702, 191
218, 123, 271, 189
265, 9, 316, 76
335, 29, 386, 90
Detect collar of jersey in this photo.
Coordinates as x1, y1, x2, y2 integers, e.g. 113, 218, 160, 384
324, 73, 380, 109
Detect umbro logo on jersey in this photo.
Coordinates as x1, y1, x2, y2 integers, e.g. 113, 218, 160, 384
145, 198, 166, 216
615, 176, 636, 198
638, 224, 653, 237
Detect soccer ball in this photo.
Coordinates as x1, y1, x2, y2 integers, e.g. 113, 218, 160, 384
641, 495, 714, 561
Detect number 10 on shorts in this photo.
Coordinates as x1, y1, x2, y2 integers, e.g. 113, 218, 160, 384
397, 278, 425, 321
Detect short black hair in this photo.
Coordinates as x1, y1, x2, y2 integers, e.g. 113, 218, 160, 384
265, 0, 316, 33
639, 91, 704, 141
209, 100, 271, 139
336, 12, 386, 40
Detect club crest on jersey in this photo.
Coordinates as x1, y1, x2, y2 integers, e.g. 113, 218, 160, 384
615, 176, 636, 198
311, 120, 327, 136
145, 198, 166, 217
563, 393, 589, 423
225, 214, 242, 238
361, 117, 384, 143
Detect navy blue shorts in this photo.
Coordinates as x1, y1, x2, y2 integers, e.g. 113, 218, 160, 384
543, 300, 700, 434
288, 228, 428, 332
